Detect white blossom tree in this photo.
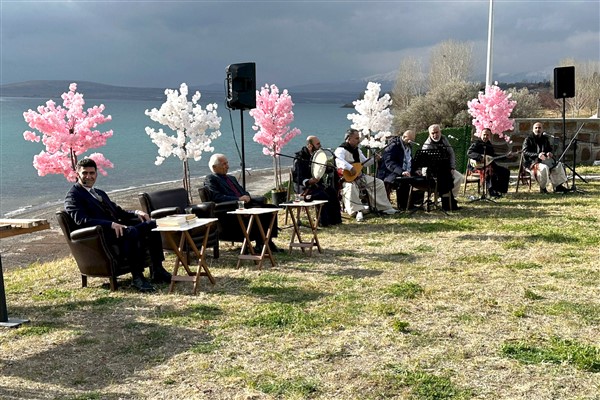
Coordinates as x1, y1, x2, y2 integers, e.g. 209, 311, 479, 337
347, 81, 393, 149
145, 83, 221, 201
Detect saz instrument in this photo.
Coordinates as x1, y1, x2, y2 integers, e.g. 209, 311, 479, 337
469, 150, 522, 169
342, 162, 367, 182
341, 146, 389, 183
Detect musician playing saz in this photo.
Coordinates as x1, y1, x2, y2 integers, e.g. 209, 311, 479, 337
334, 129, 397, 221
467, 128, 512, 198
522, 122, 568, 194
292, 135, 342, 227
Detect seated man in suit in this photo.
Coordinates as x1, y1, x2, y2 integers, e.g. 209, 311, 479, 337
64, 158, 171, 292
377, 129, 423, 210
292, 135, 342, 227
467, 128, 512, 197
204, 153, 283, 252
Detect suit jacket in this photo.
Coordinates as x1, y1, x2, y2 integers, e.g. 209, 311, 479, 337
377, 137, 413, 183
65, 183, 136, 229
204, 173, 249, 203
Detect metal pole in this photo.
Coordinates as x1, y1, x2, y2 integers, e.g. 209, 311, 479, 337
240, 109, 246, 190
485, 0, 495, 87
0, 255, 30, 328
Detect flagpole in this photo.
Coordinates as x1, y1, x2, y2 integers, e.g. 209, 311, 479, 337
485, 0, 494, 87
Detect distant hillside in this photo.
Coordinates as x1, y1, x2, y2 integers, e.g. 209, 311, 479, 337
0, 80, 362, 104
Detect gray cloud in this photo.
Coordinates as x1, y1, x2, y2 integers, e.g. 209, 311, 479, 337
1, 0, 598, 88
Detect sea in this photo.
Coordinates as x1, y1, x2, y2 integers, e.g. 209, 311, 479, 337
0, 95, 355, 217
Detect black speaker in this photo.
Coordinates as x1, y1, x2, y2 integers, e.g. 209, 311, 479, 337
554, 66, 575, 99
226, 62, 256, 110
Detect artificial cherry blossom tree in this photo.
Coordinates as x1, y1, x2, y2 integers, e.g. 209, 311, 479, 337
467, 82, 517, 142
22, 83, 113, 181
347, 81, 394, 149
250, 84, 301, 190
145, 83, 222, 200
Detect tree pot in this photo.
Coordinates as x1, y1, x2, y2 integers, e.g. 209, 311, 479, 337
270, 189, 288, 206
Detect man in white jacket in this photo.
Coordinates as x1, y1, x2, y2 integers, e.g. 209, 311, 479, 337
334, 129, 397, 221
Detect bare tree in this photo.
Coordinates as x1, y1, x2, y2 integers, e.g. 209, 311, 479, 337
395, 80, 479, 133
506, 87, 542, 118
392, 56, 426, 113
428, 40, 474, 90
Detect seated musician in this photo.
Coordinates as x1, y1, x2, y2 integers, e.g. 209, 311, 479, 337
522, 122, 568, 194
292, 135, 342, 227
334, 128, 398, 222
204, 153, 283, 252
467, 128, 512, 198
422, 124, 463, 211
377, 129, 423, 210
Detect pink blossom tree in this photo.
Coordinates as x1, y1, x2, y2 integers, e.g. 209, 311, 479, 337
250, 84, 301, 190
467, 83, 517, 142
22, 83, 113, 181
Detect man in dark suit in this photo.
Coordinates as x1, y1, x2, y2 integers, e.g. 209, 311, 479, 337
64, 158, 171, 292
377, 129, 423, 210
204, 154, 283, 252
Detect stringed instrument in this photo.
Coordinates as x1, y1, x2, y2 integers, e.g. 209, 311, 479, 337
342, 162, 366, 182
340, 145, 390, 183
469, 150, 522, 169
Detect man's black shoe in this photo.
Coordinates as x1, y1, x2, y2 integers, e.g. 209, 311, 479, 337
132, 276, 156, 292
554, 184, 568, 193
488, 189, 502, 198
540, 188, 549, 194
151, 265, 172, 284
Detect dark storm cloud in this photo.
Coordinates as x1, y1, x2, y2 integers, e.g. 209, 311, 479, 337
1, 0, 598, 88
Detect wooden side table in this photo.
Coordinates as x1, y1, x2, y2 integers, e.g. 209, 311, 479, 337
227, 208, 280, 270
153, 218, 217, 295
280, 200, 327, 256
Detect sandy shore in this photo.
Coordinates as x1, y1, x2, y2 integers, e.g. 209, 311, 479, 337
1, 169, 277, 271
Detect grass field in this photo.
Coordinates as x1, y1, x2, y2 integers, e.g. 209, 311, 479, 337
1, 168, 599, 399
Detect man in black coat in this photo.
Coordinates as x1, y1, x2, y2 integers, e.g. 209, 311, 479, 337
204, 154, 282, 252
377, 129, 423, 210
292, 135, 342, 227
64, 158, 171, 292
522, 122, 568, 193
467, 128, 512, 197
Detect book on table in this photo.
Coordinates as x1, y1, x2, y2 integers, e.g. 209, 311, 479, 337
156, 214, 197, 227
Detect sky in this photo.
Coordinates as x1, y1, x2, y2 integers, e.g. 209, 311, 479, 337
1, 0, 599, 89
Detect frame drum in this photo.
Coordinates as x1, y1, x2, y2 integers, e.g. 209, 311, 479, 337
311, 149, 328, 180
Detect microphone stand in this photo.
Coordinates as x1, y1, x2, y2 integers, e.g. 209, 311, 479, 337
558, 123, 588, 191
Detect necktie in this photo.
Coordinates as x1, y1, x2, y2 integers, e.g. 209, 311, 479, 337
89, 188, 102, 202
224, 176, 241, 197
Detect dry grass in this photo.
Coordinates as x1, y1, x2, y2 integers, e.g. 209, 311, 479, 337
2, 171, 600, 399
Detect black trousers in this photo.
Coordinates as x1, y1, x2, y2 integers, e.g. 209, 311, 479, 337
104, 220, 164, 274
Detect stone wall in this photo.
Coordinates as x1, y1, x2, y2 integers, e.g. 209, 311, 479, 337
488, 118, 600, 168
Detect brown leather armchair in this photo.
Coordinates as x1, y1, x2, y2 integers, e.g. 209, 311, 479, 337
56, 210, 144, 291
138, 188, 219, 258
